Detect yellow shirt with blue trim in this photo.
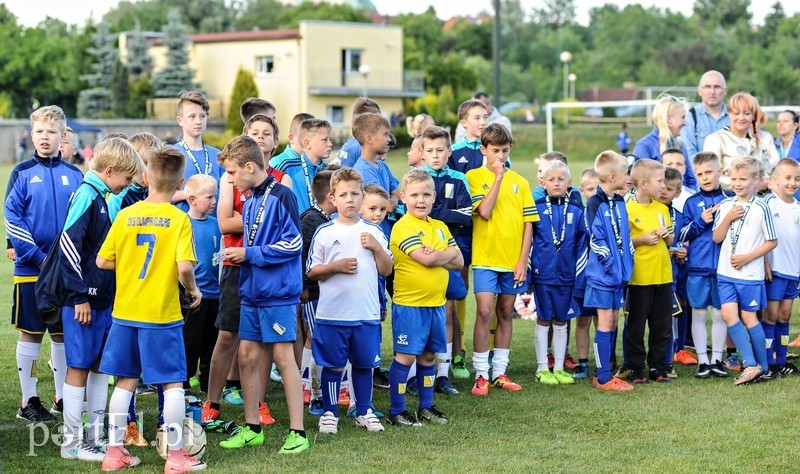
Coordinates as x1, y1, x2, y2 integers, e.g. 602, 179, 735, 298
98, 201, 196, 326
390, 213, 458, 307
467, 166, 538, 271
626, 198, 673, 286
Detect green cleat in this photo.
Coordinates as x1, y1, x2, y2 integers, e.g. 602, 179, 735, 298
451, 355, 470, 379
279, 431, 309, 454
536, 370, 559, 385
220, 425, 264, 449
553, 369, 575, 384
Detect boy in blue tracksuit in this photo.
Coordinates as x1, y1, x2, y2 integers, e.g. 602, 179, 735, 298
533, 151, 584, 209
337, 97, 381, 168
5, 105, 84, 422
448, 100, 489, 174
585, 151, 635, 391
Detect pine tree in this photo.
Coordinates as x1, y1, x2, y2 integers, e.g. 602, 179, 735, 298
127, 19, 153, 81
226, 67, 259, 133
127, 75, 153, 118
77, 22, 116, 118
109, 59, 130, 117
151, 9, 197, 97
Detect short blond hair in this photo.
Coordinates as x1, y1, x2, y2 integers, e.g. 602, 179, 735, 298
184, 174, 217, 198
128, 132, 161, 165
364, 183, 390, 201
580, 167, 598, 185
594, 150, 627, 183
330, 167, 363, 194
30, 105, 67, 133
148, 146, 186, 193
728, 156, 761, 179
542, 160, 571, 179
401, 168, 434, 191
630, 159, 664, 187
217, 135, 264, 169
90, 137, 145, 177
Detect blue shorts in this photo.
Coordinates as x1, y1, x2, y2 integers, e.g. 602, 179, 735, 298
765, 276, 800, 301
671, 292, 683, 316
12, 282, 63, 335
446, 269, 468, 300
301, 300, 318, 334
717, 279, 767, 311
62, 306, 111, 369
100, 322, 187, 385
312, 323, 381, 369
532, 283, 576, 322
687, 275, 721, 309
473, 269, 520, 295
584, 285, 625, 310
392, 304, 446, 355
239, 304, 297, 344
573, 296, 596, 317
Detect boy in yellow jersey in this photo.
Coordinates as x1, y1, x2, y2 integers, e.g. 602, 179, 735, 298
97, 145, 205, 472
467, 124, 537, 396
387, 169, 463, 427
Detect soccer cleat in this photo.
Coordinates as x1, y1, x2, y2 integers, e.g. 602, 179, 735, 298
564, 354, 578, 370
200, 401, 219, 423
733, 365, 763, 386
471, 375, 490, 396
387, 410, 423, 427
270, 364, 283, 383
280, 431, 309, 454
125, 421, 149, 448
94, 435, 110, 454
164, 449, 207, 472
318, 411, 339, 434
347, 403, 384, 419
373, 367, 390, 389
710, 361, 729, 378
221, 387, 244, 405
592, 376, 634, 391
665, 366, 678, 379
337, 388, 351, 406
17, 396, 57, 422
724, 354, 741, 371
136, 384, 157, 396
61, 441, 106, 462
779, 363, 800, 376
553, 369, 575, 385
220, 425, 265, 449
355, 409, 385, 432
536, 370, 558, 385
451, 355, 470, 379
547, 353, 555, 370
302, 389, 311, 405
101, 446, 141, 471
629, 370, 649, 384
674, 349, 698, 365
760, 365, 779, 382
572, 362, 589, 380
202, 420, 237, 434
614, 364, 631, 380
417, 405, 449, 425
649, 369, 672, 383
308, 398, 324, 416
258, 401, 275, 425
491, 374, 523, 391
50, 396, 63, 415
789, 334, 800, 348
694, 363, 711, 379
434, 376, 459, 395
405, 377, 419, 397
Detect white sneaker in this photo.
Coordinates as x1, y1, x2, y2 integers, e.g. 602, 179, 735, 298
355, 408, 385, 432
92, 435, 109, 453
318, 411, 339, 434
61, 441, 106, 461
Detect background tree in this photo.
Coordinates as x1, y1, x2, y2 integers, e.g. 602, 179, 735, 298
127, 75, 152, 118
226, 68, 259, 133
151, 9, 197, 98
232, 0, 286, 31
109, 59, 131, 117
127, 19, 153, 81
276, 2, 368, 28
77, 21, 116, 118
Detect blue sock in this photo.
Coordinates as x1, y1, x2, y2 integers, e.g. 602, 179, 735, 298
156, 384, 164, 426
676, 309, 687, 351
351, 367, 373, 417
761, 321, 775, 366
389, 360, 411, 416
595, 330, 612, 384
728, 322, 756, 368
665, 319, 676, 366
321, 367, 341, 416
747, 324, 769, 371
127, 392, 137, 424
776, 321, 790, 366
417, 364, 436, 410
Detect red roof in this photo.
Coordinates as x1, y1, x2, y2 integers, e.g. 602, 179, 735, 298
187, 29, 300, 43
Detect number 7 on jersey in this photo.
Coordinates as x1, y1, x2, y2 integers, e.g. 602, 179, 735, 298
136, 233, 156, 279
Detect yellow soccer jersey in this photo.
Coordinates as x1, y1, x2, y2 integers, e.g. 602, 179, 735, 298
467, 166, 539, 271
626, 198, 673, 286
99, 202, 196, 326
390, 213, 458, 307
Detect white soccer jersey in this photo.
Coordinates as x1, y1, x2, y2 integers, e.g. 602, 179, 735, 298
765, 194, 800, 280
672, 188, 696, 214
713, 196, 777, 282
307, 219, 392, 323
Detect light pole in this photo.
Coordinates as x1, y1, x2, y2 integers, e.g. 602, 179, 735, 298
560, 51, 572, 122
568, 73, 577, 99
359, 64, 371, 98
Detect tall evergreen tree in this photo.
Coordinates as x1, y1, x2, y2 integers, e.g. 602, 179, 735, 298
127, 75, 152, 118
77, 21, 116, 118
109, 59, 130, 117
151, 9, 197, 98
127, 19, 153, 81
226, 67, 259, 133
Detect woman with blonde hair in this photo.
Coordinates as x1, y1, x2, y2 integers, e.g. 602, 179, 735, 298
633, 95, 697, 189
406, 113, 434, 137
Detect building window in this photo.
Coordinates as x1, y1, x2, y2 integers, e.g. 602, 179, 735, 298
327, 105, 345, 125
341, 49, 362, 85
256, 56, 274, 76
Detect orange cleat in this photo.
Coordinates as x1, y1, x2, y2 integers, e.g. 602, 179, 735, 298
471, 375, 490, 396
200, 401, 219, 424
259, 401, 275, 425
674, 349, 698, 365
592, 376, 634, 392
337, 388, 350, 407
490, 374, 523, 391
124, 421, 149, 448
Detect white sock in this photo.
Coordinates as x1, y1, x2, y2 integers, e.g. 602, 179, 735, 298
163, 388, 185, 451
16, 341, 40, 405
50, 342, 67, 401
473, 351, 490, 379
553, 324, 568, 371
300, 347, 312, 391
311, 362, 322, 400
437, 343, 452, 379
535, 324, 549, 372
710, 308, 727, 363
492, 348, 510, 380
62, 383, 85, 447
340, 361, 351, 390
407, 362, 417, 382
691, 308, 710, 365
86, 372, 109, 443
107, 387, 134, 447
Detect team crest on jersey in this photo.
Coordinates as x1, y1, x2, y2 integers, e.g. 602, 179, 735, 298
512, 184, 519, 194
445, 183, 454, 199
29, 175, 42, 184
567, 213, 573, 224
61, 175, 70, 186
397, 334, 409, 346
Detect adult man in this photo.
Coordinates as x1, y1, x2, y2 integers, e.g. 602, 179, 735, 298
454, 92, 512, 143
680, 70, 730, 162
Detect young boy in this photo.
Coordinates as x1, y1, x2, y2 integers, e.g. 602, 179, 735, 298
625, 159, 674, 383
681, 152, 732, 378
585, 151, 635, 391
531, 160, 587, 385
467, 124, 536, 395
662, 149, 696, 213
533, 151, 583, 209
56, 138, 143, 462
244, 113, 293, 189
448, 100, 488, 174
218, 135, 308, 453
239, 97, 276, 122
307, 168, 393, 433
764, 159, 800, 376
276, 119, 332, 214
6, 105, 84, 422
98, 145, 206, 472
712, 156, 776, 385
270, 113, 314, 170
421, 125, 472, 394
172, 90, 222, 211
388, 169, 463, 425
338, 97, 381, 168
60, 127, 79, 164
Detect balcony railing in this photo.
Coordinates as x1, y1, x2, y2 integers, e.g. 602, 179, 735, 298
308, 69, 425, 97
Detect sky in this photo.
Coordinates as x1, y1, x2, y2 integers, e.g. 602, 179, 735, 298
4, 0, 798, 28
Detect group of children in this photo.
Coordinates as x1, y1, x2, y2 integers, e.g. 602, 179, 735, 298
8, 89, 800, 471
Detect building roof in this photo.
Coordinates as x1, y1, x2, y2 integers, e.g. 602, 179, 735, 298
186, 29, 300, 44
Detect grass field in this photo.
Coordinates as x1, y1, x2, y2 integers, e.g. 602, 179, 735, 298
2, 124, 800, 473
